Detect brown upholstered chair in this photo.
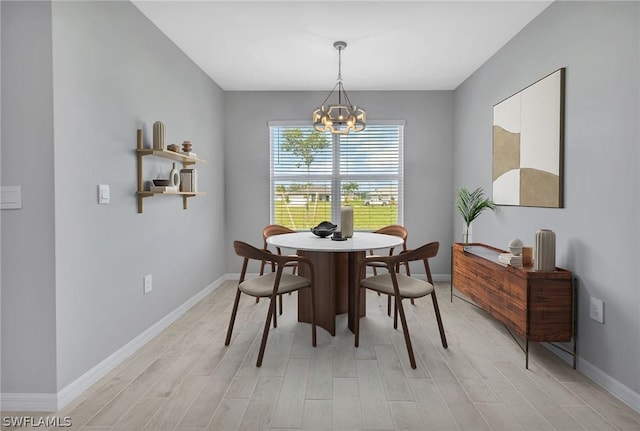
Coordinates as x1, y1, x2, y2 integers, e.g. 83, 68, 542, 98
355, 241, 447, 369
226, 240, 316, 367
367, 225, 413, 315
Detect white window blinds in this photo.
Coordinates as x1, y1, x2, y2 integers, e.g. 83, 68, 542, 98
269, 121, 404, 231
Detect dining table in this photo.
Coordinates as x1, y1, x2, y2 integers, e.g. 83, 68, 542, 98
267, 231, 404, 335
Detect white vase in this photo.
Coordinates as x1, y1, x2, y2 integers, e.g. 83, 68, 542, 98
534, 229, 556, 271
341, 206, 354, 238
169, 162, 181, 188
153, 121, 166, 150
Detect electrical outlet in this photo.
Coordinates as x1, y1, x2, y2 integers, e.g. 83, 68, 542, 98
589, 297, 604, 323
143, 274, 152, 294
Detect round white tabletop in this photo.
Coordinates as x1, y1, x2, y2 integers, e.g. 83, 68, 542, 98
267, 231, 403, 252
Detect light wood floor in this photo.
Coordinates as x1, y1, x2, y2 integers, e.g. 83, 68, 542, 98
3, 281, 639, 431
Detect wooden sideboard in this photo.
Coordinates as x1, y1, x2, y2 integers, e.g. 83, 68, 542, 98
451, 243, 576, 368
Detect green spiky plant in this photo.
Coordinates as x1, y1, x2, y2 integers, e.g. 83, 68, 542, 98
456, 186, 496, 243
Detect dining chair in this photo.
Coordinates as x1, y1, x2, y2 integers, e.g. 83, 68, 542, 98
226, 240, 316, 367
367, 225, 414, 315
257, 224, 298, 314
355, 241, 447, 369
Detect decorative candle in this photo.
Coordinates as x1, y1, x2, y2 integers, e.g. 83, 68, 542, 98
341, 206, 354, 238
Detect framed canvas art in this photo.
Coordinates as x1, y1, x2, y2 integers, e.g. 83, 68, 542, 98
492, 68, 565, 207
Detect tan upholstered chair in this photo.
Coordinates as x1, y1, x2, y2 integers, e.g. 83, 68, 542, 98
226, 240, 316, 367
355, 241, 447, 369
367, 225, 413, 315
260, 224, 298, 275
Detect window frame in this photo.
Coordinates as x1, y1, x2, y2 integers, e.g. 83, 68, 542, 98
269, 120, 405, 231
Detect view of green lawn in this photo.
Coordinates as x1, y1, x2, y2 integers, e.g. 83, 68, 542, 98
274, 199, 398, 231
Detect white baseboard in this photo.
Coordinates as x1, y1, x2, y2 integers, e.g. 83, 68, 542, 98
0, 393, 58, 412
1, 276, 226, 412
581, 358, 640, 413
541, 344, 640, 413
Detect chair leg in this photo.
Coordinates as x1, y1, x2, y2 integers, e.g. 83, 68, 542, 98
309, 286, 317, 347
395, 294, 417, 369
405, 263, 415, 305
393, 298, 398, 329
225, 289, 242, 346
279, 294, 283, 315
256, 294, 278, 367
273, 297, 278, 328
354, 286, 361, 348
431, 291, 448, 349
387, 294, 392, 316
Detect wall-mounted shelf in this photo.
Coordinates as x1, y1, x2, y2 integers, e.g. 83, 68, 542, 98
136, 128, 206, 213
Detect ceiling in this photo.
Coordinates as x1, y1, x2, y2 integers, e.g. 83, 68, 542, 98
132, 1, 553, 91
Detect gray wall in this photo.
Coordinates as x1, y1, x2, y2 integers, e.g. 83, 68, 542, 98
1, 0, 226, 394
453, 1, 639, 395
224, 91, 454, 276
1, 1, 57, 394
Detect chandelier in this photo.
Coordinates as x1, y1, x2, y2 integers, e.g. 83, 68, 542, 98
312, 41, 366, 134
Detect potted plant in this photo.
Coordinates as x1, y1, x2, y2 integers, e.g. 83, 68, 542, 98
456, 186, 495, 244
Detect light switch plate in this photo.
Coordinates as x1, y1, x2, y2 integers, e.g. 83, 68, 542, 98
143, 274, 152, 294
1, 186, 22, 209
590, 297, 604, 323
98, 184, 110, 204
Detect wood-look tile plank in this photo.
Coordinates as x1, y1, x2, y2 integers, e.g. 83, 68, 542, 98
331, 319, 357, 378
301, 400, 333, 431
490, 379, 554, 431
238, 376, 283, 431
332, 378, 363, 430
357, 360, 394, 430
562, 405, 618, 431
143, 374, 209, 431
53, 377, 131, 430
86, 356, 175, 427
561, 381, 640, 430
408, 378, 459, 431
110, 397, 165, 431
146, 341, 210, 398
496, 360, 586, 430
207, 398, 249, 431
388, 401, 424, 431
374, 345, 414, 401
178, 316, 261, 428
305, 345, 334, 400
475, 402, 525, 431
271, 358, 310, 429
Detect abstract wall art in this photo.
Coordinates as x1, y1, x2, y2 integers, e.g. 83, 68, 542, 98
492, 68, 565, 207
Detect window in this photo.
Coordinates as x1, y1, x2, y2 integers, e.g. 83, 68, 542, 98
269, 121, 404, 231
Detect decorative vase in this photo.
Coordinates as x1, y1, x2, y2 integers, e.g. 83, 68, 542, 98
341, 206, 354, 238
153, 121, 166, 150
534, 229, 556, 271
169, 162, 181, 188
462, 223, 472, 244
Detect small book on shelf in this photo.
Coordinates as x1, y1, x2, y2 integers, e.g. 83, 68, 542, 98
498, 252, 523, 267
150, 185, 178, 193
180, 168, 198, 193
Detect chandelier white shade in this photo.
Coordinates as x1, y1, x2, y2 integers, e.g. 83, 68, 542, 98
312, 41, 366, 135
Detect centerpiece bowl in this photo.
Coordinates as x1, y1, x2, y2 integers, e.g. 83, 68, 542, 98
311, 221, 337, 238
